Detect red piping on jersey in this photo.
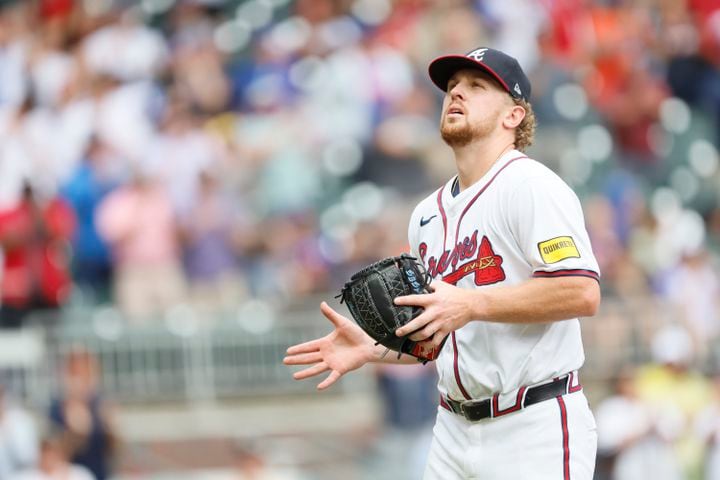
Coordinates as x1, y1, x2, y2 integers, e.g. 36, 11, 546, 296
437, 185, 472, 398
439, 395, 452, 412
557, 396, 571, 480
533, 269, 599, 281
453, 155, 528, 241
451, 332, 472, 400
436, 186, 448, 252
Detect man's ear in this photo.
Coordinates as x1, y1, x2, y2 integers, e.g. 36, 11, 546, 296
503, 105, 526, 129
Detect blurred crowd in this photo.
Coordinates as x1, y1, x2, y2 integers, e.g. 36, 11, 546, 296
0, 0, 718, 325
595, 324, 720, 480
1, 0, 720, 478
0, 348, 118, 480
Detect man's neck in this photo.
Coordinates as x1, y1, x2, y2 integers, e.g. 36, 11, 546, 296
453, 137, 516, 192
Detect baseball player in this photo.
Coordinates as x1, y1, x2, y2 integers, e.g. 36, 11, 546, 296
284, 47, 601, 480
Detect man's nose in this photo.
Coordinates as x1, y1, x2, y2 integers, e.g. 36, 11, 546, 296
449, 83, 465, 101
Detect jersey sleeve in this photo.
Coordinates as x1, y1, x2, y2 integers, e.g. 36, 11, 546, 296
508, 174, 600, 281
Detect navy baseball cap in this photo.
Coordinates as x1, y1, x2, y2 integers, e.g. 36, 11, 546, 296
428, 47, 531, 102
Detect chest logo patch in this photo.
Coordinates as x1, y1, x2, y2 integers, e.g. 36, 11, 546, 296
419, 232, 505, 286
538, 236, 580, 264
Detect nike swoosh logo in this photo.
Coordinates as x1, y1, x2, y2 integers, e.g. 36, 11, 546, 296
420, 215, 437, 227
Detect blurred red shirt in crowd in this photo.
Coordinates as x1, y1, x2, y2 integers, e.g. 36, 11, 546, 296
0, 185, 76, 312
38, 0, 73, 19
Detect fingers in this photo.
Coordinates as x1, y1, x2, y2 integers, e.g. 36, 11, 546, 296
283, 352, 323, 365
394, 293, 431, 307
317, 370, 342, 390
429, 280, 449, 291
428, 331, 448, 348
288, 302, 345, 355
408, 320, 441, 342
320, 301, 349, 327
286, 339, 322, 355
395, 310, 432, 337
292, 363, 344, 391
293, 362, 328, 380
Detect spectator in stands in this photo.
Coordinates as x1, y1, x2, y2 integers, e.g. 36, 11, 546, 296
584, 195, 624, 293
635, 325, 713, 478
664, 249, 720, 362
48, 349, 118, 480
81, 6, 168, 83
662, 1, 720, 144
96, 172, 185, 321
0, 384, 38, 478
0, 97, 38, 211
60, 138, 119, 304
373, 363, 437, 480
376, 363, 437, 431
695, 371, 720, 480
9, 433, 94, 480
143, 95, 225, 213
0, 183, 76, 328
0, 2, 31, 109
709, 205, 720, 255
358, 85, 436, 196
179, 170, 246, 314
169, 33, 231, 114
595, 366, 684, 480
252, 213, 329, 299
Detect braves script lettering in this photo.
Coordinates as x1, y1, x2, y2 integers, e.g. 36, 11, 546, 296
419, 231, 505, 286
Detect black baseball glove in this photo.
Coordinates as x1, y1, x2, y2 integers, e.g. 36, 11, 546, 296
339, 254, 447, 362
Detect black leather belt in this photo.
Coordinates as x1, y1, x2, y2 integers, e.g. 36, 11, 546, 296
441, 373, 578, 422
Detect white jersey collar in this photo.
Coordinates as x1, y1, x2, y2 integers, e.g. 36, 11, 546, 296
441, 149, 526, 212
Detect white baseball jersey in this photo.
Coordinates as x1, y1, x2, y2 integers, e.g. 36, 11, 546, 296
408, 149, 600, 401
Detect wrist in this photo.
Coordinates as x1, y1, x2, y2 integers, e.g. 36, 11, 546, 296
369, 343, 388, 363
468, 289, 488, 321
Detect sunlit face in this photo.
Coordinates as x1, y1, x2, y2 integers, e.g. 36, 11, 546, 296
440, 69, 512, 147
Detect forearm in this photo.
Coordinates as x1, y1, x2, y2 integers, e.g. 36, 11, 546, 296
470, 276, 600, 324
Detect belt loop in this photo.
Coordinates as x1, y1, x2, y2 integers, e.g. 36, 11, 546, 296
565, 372, 571, 395
490, 393, 498, 418
520, 384, 530, 408
568, 370, 582, 393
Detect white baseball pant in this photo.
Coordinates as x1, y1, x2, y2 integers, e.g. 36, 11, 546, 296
424, 390, 597, 479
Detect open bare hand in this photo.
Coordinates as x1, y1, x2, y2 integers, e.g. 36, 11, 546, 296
283, 302, 376, 390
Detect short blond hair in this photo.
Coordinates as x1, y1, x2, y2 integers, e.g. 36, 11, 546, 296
513, 98, 536, 152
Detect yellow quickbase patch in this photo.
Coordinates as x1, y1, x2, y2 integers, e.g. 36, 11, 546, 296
538, 236, 580, 264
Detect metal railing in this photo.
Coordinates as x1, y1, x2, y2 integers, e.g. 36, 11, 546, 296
0, 295, 693, 407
